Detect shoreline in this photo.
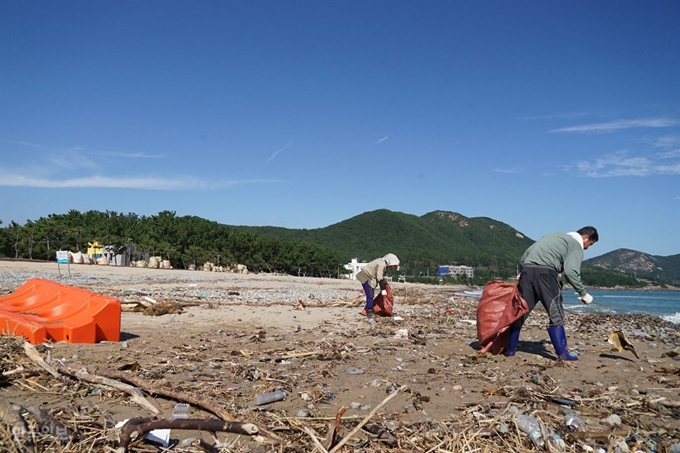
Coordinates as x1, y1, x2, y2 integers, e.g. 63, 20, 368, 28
2, 257, 678, 290
1, 260, 678, 323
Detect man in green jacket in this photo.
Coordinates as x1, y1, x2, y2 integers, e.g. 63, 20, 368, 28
505, 227, 599, 360
357, 253, 400, 325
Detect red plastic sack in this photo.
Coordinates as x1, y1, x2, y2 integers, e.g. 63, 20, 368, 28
476, 280, 528, 354
360, 283, 394, 317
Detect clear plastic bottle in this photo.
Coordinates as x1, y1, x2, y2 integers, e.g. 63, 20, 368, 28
170, 403, 191, 420
546, 429, 565, 451
508, 406, 544, 447
253, 390, 287, 406
565, 412, 583, 430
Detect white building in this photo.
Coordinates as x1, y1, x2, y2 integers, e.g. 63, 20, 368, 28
437, 265, 475, 279
343, 258, 368, 280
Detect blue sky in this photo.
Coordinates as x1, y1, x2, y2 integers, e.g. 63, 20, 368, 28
1, 1, 679, 258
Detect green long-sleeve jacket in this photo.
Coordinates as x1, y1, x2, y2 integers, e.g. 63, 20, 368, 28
520, 232, 587, 297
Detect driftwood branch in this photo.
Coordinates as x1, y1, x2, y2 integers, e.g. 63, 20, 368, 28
363, 423, 398, 448
49, 363, 160, 415
328, 385, 407, 453
304, 427, 329, 453
324, 406, 347, 450
116, 417, 261, 453
89, 368, 235, 420
23, 343, 60, 379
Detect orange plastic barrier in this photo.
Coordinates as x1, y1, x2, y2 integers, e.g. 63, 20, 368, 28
0, 278, 121, 344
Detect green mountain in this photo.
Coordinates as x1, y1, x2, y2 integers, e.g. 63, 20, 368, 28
584, 249, 680, 285
3, 208, 670, 287
236, 209, 535, 277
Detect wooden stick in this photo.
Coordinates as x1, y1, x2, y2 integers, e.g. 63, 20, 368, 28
280, 350, 322, 359
116, 418, 261, 453
2, 366, 25, 376
22, 343, 60, 379
48, 364, 160, 415
571, 429, 630, 440
304, 427, 330, 453
328, 385, 407, 453
88, 368, 235, 420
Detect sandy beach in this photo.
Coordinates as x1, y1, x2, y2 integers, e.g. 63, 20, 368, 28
0, 260, 679, 452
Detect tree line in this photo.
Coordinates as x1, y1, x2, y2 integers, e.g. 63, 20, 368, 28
0, 210, 346, 277
0, 209, 654, 288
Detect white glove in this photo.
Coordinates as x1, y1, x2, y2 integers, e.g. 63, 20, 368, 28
381, 290, 387, 296
581, 293, 593, 305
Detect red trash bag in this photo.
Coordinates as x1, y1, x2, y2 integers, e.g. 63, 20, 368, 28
360, 282, 394, 317
476, 280, 528, 354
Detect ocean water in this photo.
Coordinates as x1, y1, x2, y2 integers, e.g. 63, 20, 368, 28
564, 289, 680, 324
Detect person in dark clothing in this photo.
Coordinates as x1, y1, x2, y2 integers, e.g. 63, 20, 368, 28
505, 226, 599, 360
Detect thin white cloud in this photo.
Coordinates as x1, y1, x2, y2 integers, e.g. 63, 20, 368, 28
520, 112, 593, 121
656, 163, 680, 175
88, 150, 165, 159
267, 141, 293, 163
650, 135, 680, 159
376, 135, 390, 144
493, 167, 517, 174
575, 151, 680, 178
5, 139, 164, 158
657, 149, 680, 159
47, 152, 99, 170
652, 135, 680, 149
549, 118, 678, 134
0, 173, 281, 190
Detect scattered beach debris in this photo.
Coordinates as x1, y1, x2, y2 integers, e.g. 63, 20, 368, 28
608, 330, 640, 359
0, 268, 678, 452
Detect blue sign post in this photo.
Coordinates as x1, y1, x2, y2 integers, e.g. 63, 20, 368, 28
56, 250, 70, 276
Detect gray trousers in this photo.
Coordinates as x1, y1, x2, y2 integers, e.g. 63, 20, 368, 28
516, 264, 565, 327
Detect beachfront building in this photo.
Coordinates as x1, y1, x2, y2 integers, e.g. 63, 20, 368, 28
102, 245, 132, 267
87, 240, 103, 260
437, 265, 475, 279
343, 258, 368, 280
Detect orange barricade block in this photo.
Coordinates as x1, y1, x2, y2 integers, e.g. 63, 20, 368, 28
0, 278, 121, 344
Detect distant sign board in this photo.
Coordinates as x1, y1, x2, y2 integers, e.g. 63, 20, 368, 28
56, 251, 69, 264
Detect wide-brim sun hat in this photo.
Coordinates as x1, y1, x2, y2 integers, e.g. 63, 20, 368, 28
383, 253, 400, 269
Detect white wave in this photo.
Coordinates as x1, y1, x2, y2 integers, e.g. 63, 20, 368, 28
565, 303, 616, 315
662, 312, 680, 325
599, 294, 671, 300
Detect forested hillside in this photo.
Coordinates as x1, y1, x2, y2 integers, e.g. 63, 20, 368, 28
234, 210, 658, 287
585, 249, 680, 285
0, 209, 664, 288
237, 209, 533, 279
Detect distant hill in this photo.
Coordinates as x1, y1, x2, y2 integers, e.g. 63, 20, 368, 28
236, 209, 668, 287
237, 209, 535, 276
2, 207, 667, 287
585, 249, 680, 285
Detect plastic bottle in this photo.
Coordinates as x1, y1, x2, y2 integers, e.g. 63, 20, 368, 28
508, 406, 544, 447
253, 391, 287, 406
170, 403, 191, 420
546, 429, 565, 451
564, 412, 583, 430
